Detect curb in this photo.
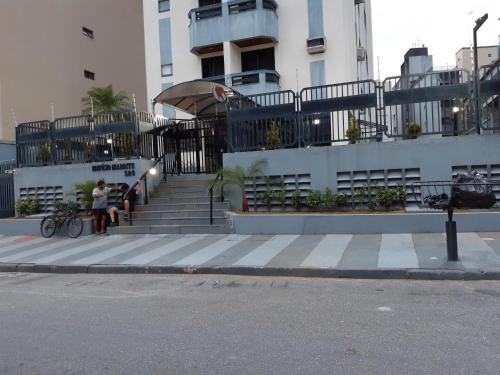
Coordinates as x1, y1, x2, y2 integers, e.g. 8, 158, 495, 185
1, 262, 499, 280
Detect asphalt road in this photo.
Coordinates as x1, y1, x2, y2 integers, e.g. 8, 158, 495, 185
0, 273, 499, 375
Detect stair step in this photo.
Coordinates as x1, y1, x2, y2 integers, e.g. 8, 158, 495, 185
135, 202, 229, 211
109, 225, 231, 235
152, 191, 214, 197
131, 217, 227, 226
154, 187, 209, 194
148, 197, 224, 204
132, 210, 227, 219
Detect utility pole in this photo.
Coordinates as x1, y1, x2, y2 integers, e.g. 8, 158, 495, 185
473, 13, 488, 134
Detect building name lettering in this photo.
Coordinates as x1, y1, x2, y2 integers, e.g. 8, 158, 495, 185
92, 163, 135, 172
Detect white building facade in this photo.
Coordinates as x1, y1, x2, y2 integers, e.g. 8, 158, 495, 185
143, 0, 373, 117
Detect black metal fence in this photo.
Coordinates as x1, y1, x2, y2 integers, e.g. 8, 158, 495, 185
227, 65, 500, 152
0, 161, 15, 218
16, 111, 156, 167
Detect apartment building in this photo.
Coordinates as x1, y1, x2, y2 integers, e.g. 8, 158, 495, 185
0, 0, 148, 142
456, 45, 500, 73
143, 0, 374, 117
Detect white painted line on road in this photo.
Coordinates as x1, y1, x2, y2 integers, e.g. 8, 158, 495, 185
0, 237, 50, 256
71, 237, 160, 265
173, 235, 250, 267
458, 233, 500, 269
0, 236, 24, 246
0, 237, 88, 262
300, 235, 352, 268
121, 235, 207, 265
378, 234, 419, 269
233, 235, 299, 267
33, 236, 123, 264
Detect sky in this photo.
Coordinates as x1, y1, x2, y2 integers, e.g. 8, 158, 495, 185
372, 0, 500, 80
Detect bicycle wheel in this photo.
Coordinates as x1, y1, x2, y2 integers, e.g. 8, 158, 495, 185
40, 216, 57, 238
66, 215, 83, 238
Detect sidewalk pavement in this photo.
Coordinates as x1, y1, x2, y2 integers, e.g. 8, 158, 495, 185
1, 233, 500, 280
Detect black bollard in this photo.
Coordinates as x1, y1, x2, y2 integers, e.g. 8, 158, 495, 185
445, 209, 459, 261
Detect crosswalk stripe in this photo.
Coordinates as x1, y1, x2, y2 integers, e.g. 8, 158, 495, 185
0, 237, 49, 256
173, 235, 250, 267
378, 234, 419, 269
0, 237, 89, 263
121, 236, 207, 265
71, 237, 161, 265
457, 233, 500, 269
33, 236, 123, 264
0, 236, 28, 249
233, 235, 299, 267
300, 235, 352, 268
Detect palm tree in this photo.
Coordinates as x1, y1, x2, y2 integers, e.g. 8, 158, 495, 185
211, 158, 268, 212
81, 85, 130, 114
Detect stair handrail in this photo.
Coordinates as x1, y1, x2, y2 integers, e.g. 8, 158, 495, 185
127, 152, 167, 226
208, 172, 224, 225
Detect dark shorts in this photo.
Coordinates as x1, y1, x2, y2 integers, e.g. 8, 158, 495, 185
93, 208, 107, 217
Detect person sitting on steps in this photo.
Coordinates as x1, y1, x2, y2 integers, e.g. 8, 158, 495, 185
109, 182, 140, 226
92, 179, 120, 235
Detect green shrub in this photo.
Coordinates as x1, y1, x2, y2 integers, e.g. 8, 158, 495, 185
16, 198, 40, 217
335, 194, 350, 208
53, 201, 80, 213
374, 185, 407, 209
261, 185, 274, 212
405, 123, 422, 138
292, 190, 303, 211
74, 181, 96, 211
346, 116, 361, 142
354, 185, 369, 206
323, 188, 336, 209
306, 190, 322, 210
273, 186, 288, 212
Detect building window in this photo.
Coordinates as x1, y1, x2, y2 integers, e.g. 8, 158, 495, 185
161, 64, 173, 77
241, 48, 275, 72
82, 27, 94, 39
158, 0, 170, 12
84, 70, 95, 80
488, 53, 492, 58
199, 0, 221, 7
201, 56, 225, 78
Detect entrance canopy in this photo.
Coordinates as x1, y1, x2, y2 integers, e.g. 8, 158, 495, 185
153, 80, 238, 117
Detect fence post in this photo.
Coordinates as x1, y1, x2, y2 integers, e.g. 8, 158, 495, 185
89, 115, 96, 163
295, 93, 302, 148
49, 121, 56, 165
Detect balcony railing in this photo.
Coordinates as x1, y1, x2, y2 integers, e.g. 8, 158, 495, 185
189, 0, 279, 54
205, 70, 281, 96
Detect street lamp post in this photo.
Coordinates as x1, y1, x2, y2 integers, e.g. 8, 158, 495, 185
473, 13, 488, 134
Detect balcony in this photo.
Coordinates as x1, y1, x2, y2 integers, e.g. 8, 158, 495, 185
189, 0, 278, 55
206, 70, 281, 96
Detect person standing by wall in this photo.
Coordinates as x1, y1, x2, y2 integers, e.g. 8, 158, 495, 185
92, 179, 119, 235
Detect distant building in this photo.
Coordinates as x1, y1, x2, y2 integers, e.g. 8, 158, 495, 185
143, 0, 374, 117
0, 0, 148, 141
456, 45, 500, 73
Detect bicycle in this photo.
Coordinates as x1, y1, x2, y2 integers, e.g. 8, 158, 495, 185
40, 209, 84, 238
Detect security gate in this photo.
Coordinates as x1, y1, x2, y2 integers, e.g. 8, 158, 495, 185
159, 118, 226, 175
0, 162, 15, 218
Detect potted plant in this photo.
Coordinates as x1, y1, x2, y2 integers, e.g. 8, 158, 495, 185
322, 188, 336, 211
405, 123, 422, 139
306, 190, 322, 211
292, 190, 303, 212
211, 158, 267, 213
346, 116, 361, 144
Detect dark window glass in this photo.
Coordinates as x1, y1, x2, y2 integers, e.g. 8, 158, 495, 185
159, 0, 170, 12
199, 0, 221, 7
84, 70, 95, 80
241, 48, 275, 72
201, 56, 225, 78
82, 27, 94, 39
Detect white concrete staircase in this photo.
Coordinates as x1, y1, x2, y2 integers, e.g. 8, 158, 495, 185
109, 174, 231, 235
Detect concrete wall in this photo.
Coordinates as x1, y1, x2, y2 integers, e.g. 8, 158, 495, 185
13, 159, 162, 210
0, 0, 148, 141
223, 134, 500, 209
0, 142, 15, 161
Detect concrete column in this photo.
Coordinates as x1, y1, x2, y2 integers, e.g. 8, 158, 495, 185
223, 41, 242, 87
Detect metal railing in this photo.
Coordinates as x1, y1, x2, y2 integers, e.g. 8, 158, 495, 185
208, 172, 224, 225
16, 110, 156, 167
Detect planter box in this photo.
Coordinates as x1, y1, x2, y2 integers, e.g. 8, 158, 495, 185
0, 216, 94, 236
228, 211, 500, 234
